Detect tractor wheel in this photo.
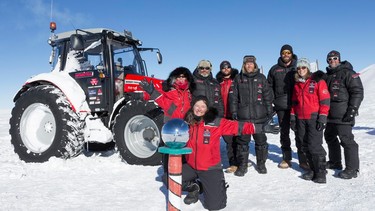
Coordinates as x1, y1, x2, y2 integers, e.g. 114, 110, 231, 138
9, 85, 85, 162
113, 100, 164, 166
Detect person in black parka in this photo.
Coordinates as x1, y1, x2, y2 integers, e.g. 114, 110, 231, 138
192, 60, 224, 117
267, 44, 309, 170
323, 50, 364, 179
229, 55, 273, 176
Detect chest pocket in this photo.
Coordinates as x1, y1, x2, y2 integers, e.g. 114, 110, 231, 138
329, 75, 348, 101
255, 81, 264, 105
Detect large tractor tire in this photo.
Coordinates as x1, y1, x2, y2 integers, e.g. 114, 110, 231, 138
9, 85, 85, 162
113, 100, 164, 166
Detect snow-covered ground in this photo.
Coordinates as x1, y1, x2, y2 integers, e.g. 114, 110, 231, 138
1, 65, 374, 210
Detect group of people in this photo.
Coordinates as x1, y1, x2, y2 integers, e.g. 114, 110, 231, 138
140, 44, 364, 210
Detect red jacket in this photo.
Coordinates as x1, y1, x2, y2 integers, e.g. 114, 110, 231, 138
219, 78, 233, 118
185, 118, 257, 171
291, 74, 330, 121
154, 89, 191, 120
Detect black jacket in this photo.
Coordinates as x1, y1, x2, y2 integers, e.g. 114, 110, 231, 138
192, 69, 224, 117
325, 61, 364, 124
229, 69, 273, 123
267, 54, 298, 111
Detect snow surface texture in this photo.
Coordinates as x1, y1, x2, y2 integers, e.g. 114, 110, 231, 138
1, 65, 375, 210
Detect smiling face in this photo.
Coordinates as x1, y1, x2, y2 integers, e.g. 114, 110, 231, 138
281, 50, 292, 64
297, 66, 309, 78
328, 56, 340, 68
193, 100, 208, 117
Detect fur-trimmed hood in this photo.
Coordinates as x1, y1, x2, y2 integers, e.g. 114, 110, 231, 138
311, 70, 327, 82
162, 66, 195, 92
215, 68, 239, 83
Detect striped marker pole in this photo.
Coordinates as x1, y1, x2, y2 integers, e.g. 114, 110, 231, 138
167, 154, 182, 211
158, 147, 192, 211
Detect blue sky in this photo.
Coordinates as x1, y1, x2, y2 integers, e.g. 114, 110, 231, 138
1, 0, 374, 109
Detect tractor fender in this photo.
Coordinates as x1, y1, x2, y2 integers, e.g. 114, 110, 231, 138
16, 71, 91, 114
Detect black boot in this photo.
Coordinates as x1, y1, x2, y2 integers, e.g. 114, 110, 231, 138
302, 170, 314, 180
338, 169, 358, 179
255, 145, 268, 174
312, 156, 326, 184
183, 182, 200, 205
302, 152, 314, 181
234, 144, 249, 177
297, 150, 310, 171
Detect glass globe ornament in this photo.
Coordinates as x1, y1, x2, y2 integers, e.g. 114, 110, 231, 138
161, 118, 189, 149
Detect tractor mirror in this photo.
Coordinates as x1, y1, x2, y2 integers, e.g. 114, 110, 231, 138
156, 51, 163, 64
70, 34, 84, 51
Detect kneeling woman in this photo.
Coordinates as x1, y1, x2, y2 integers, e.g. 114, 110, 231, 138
181, 95, 279, 210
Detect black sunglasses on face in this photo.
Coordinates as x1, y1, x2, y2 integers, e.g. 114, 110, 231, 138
199, 66, 211, 70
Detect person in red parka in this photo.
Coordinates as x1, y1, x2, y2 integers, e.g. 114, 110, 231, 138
290, 58, 330, 184
181, 95, 279, 210
216, 60, 239, 173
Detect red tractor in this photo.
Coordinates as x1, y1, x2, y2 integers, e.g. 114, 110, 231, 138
9, 23, 165, 165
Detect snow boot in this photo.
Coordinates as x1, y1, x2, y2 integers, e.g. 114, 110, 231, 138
278, 150, 292, 169
338, 169, 358, 179
234, 144, 249, 177
302, 171, 314, 180
312, 156, 326, 184
225, 165, 238, 173
297, 150, 310, 171
183, 182, 200, 205
255, 144, 268, 174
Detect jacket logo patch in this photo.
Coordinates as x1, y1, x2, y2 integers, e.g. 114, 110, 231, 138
203, 129, 210, 144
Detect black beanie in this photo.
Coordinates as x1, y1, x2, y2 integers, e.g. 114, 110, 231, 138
220, 60, 231, 69
280, 44, 293, 55
326, 50, 341, 63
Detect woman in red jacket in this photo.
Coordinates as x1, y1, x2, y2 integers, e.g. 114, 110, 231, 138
182, 95, 279, 210
290, 58, 330, 184
141, 66, 195, 122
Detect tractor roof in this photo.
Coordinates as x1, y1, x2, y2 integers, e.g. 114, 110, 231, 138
51, 28, 140, 44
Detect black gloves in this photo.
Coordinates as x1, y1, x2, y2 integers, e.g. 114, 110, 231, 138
232, 112, 238, 120
139, 79, 154, 95
262, 118, 280, 134
342, 107, 357, 122
316, 121, 326, 131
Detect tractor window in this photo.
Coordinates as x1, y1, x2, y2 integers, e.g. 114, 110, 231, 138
112, 44, 143, 76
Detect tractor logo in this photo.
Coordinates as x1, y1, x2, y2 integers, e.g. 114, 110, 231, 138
90, 78, 99, 86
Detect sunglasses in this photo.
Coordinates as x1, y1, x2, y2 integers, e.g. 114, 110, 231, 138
199, 66, 211, 70
328, 57, 339, 61
177, 75, 186, 78
297, 66, 308, 70
282, 51, 292, 56
222, 65, 231, 69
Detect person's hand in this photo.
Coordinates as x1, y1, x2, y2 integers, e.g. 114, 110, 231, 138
232, 112, 238, 120
316, 121, 326, 131
342, 107, 357, 122
262, 118, 280, 134
290, 120, 297, 132
139, 79, 154, 94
